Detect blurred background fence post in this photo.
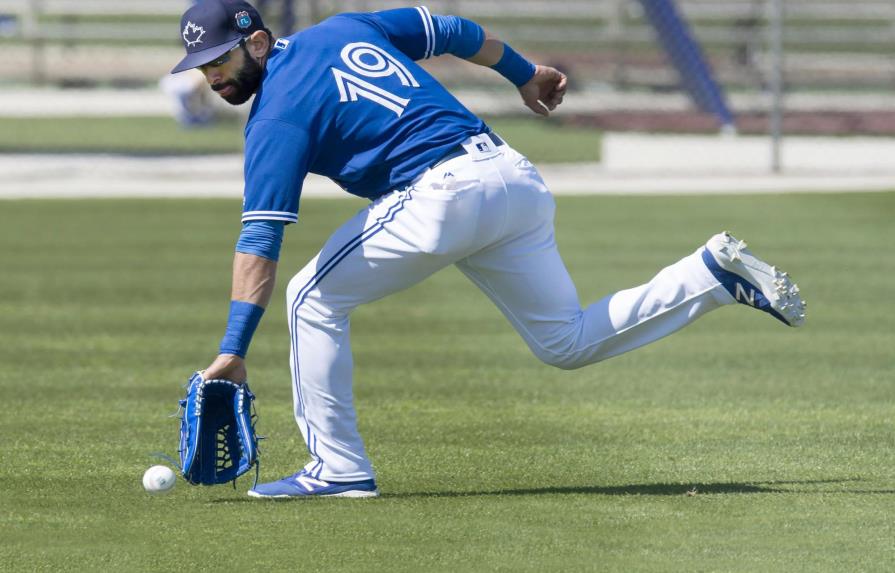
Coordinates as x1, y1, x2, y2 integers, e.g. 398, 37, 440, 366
25, 0, 44, 86
768, 0, 784, 174
608, 0, 629, 89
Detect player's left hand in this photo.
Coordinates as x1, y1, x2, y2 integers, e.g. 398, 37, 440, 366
518, 65, 567, 117
202, 353, 247, 384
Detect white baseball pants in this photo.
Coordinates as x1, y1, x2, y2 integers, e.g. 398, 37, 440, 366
285, 134, 735, 481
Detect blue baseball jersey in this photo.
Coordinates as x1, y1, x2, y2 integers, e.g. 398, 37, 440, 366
242, 6, 490, 224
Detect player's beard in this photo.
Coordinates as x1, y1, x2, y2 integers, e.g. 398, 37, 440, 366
212, 47, 264, 105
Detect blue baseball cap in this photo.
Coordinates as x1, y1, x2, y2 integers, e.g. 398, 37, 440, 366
171, 0, 268, 74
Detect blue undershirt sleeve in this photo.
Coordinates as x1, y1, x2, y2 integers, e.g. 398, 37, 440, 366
235, 220, 285, 262
431, 15, 485, 59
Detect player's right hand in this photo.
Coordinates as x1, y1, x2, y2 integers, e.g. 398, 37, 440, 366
518, 65, 567, 117
202, 353, 248, 384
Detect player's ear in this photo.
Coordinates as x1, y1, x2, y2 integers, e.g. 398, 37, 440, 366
245, 30, 271, 60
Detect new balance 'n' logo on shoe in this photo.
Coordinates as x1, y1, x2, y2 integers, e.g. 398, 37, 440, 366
702, 231, 806, 327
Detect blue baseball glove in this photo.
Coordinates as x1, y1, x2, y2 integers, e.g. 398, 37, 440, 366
178, 372, 259, 486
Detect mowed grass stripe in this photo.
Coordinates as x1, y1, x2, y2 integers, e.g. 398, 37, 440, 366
0, 193, 893, 572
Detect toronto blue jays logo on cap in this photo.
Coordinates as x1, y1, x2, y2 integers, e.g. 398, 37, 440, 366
172, 1, 267, 73
182, 21, 205, 46
235, 10, 252, 29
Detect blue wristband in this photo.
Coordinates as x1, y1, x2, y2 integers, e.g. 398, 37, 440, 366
491, 44, 536, 87
219, 301, 265, 358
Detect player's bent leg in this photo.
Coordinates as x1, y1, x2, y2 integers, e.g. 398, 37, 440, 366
276, 188, 445, 486
456, 153, 731, 368
457, 152, 805, 369
460, 227, 803, 370
260, 175, 507, 495
459, 237, 733, 369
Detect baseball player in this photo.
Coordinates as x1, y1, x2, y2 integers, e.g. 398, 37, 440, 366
172, 0, 806, 499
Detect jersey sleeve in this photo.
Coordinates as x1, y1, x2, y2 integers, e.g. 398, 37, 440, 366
242, 119, 311, 224
366, 7, 432, 60
367, 7, 484, 61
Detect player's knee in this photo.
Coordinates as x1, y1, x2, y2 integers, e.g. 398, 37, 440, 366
532, 347, 591, 370
543, 356, 589, 371
285, 272, 322, 319
285, 272, 349, 324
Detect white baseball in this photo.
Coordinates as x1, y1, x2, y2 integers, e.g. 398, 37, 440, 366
142, 465, 176, 495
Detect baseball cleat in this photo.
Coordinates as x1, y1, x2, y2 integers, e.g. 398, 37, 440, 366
247, 469, 379, 499
702, 231, 806, 327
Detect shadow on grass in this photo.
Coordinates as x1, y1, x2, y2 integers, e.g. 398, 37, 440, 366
389, 478, 886, 499
209, 478, 895, 503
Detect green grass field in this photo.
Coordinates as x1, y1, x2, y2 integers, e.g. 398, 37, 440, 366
1, 192, 893, 572
0, 116, 601, 163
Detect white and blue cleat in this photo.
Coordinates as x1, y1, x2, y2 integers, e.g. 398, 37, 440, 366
702, 231, 806, 327
247, 469, 380, 499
